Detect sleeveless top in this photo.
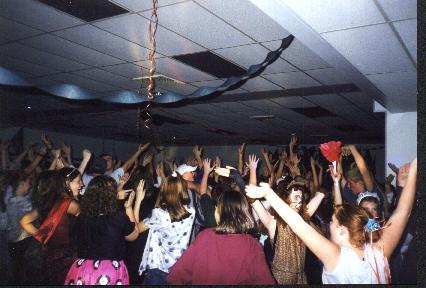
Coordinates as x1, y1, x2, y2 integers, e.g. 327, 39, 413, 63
271, 222, 307, 284
322, 244, 391, 284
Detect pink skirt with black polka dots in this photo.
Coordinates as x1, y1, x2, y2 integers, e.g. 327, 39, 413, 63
64, 259, 129, 285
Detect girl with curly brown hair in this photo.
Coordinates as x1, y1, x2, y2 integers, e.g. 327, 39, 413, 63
64, 175, 140, 285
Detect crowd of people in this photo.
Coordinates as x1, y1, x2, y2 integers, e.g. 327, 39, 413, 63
0, 133, 417, 285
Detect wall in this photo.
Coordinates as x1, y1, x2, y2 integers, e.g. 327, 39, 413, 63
385, 112, 417, 179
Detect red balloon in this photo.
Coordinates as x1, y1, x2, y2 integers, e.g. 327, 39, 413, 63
320, 141, 342, 163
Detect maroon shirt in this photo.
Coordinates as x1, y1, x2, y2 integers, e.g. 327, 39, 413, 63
167, 228, 275, 285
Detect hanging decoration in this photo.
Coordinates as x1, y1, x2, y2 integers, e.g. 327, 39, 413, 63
0, 35, 295, 104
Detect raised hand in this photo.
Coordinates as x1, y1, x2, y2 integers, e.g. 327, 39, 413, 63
124, 191, 135, 208
51, 149, 61, 159
289, 134, 298, 147
139, 142, 151, 151
82, 149, 92, 160
238, 143, 247, 155
41, 133, 52, 148
397, 162, 410, 187
329, 164, 341, 183
341, 145, 352, 157
245, 182, 271, 199
385, 174, 395, 184
246, 154, 259, 171
202, 158, 215, 175
38, 145, 47, 156
260, 147, 269, 156
119, 172, 130, 185
214, 156, 222, 169
136, 180, 146, 202
193, 145, 203, 158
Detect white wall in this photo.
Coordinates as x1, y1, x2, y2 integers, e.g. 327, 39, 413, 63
385, 112, 417, 178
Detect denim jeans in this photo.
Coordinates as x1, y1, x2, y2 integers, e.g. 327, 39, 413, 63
142, 268, 168, 285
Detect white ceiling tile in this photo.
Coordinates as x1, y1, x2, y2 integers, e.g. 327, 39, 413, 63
305, 68, 351, 85
137, 58, 216, 83
141, 1, 254, 49
0, 0, 84, 32
270, 96, 317, 108
38, 73, 118, 92
305, 94, 352, 106
281, 0, 385, 33
0, 55, 59, 77
94, 13, 204, 56
0, 16, 43, 44
111, 0, 187, 12
0, 43, 89, 72
321, 23, 415, 75
72, 69, 139, 90
262, 39, 330, 71
393, 19, 417, 63
20, 34, 125, 67
214, 44, 297, 74
376, 0, 416, 21
195, 0, 290, 42
340, 92, 374, 105
263, 71, 320, 89
101, 63, 144, 79
366, 70, 416, 110
164, 83, 198, 95
239, 76, 282, 92
223, 88, 249, 95
54, 25, 151, 62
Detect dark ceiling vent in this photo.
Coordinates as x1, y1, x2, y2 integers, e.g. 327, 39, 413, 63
172, 51, 247, 78
290, 106, 337, 118
38, 0, 129, 22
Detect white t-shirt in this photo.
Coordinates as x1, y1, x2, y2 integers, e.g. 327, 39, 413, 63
139, 206, 195, 274
81, 168, 124, 195
322, 244, 390, 284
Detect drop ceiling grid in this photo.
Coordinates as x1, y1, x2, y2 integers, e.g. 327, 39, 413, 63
19, 34, 126, 68
213, 44, 298, 75
140, 1, 255, 50
0, 55, 59, 77
40, 73, 119, 92
93, 13, 205, 57
262, 39, 331, 71
53, 25, 154, 63
321, 23, 415, 75
392, 19, 417, 64
0, 42, 90, 72
100, 63, 146, 79
239, 76, 283, 92
110, 0, 189, 13
0, 0, 84, 32
375, 0, 416, 21
71, 68, 140, 90
0, 16, 44, 45
194, 0, 291, 43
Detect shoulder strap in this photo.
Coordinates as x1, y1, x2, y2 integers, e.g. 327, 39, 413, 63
34, 198, 72, 245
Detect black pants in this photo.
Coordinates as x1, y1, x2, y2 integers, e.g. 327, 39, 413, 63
8, 237, 32, 285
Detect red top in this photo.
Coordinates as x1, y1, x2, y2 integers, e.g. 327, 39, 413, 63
167, 228, 275, 285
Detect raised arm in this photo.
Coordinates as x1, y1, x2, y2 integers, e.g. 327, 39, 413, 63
346, 145, 374, 192
200, 158, 214, 196
380, 158, 416, 258
192, 145, 203, 169
260, 147, 273, 176
306, 191, 325, 217
245, 183, 340, 272
237, 143, 246, 175
24, 146, 47, 175
78, 149, 92, 175
310, 157, 319, 192
330, 164, 343, 206
246, 154, 259, 186
61, 143, 73, 167
121, 143, 150, 173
